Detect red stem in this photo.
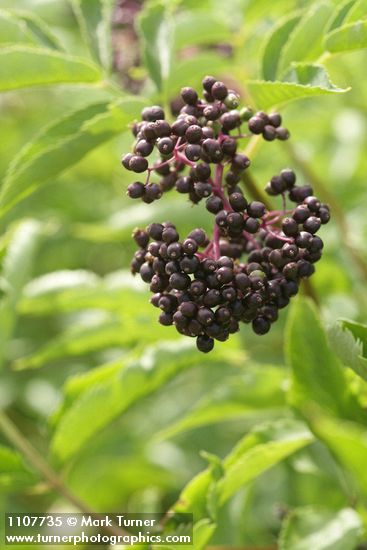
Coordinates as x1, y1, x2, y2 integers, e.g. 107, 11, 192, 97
213, 223, 221, 259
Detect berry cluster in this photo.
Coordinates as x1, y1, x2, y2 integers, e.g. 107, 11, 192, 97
122, 77, 330, 352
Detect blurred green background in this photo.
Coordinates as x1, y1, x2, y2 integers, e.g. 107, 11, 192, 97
1, 0, 367, 549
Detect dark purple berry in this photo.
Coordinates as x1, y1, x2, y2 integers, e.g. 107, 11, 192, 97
263, 125, 277, 141
129, 155, 148, 173
188, 228, 207, 246
142, 105, 165, 122
122, 153, 134, 169
157, 137, 175, 155
247, 201, 266, 218
248, 116, 265, 134
169, 272, 190, 290
303, 216, 321, 234
282, 217, 299, 237
181, 86, 198, 105
211, 81, 228, 100
196, 335, 214, 353
127, 181, 145, 199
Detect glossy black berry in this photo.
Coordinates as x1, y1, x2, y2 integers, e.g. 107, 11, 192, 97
185, 144, 202, 161
162, 226, 179, 243
221, 138, 237, 156
282, 218, 299, 237
188, 228, 207, 246
157, 137, 175, 155
211, 81, 228, 100
186, 125, 202, 143
202, 75, 216, 92
196, 335, 214, 353
293, 205, 310, 223
142, 106, 165, 122
129, 155, 148, 173
206, 195, 223, 214
135, 139, 154, 157
127, 182, 145, 199
122, 153, 134, 169
303, 216, 321, 234
248, 116, 265, 134
181, 86, 198, 105
268, 113, 281, 127
263, 125, 277, 141
244, 217, 260, 233
247, 201, 266, 218
281, 168, 296, 188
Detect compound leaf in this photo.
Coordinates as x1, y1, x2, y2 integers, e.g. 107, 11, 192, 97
328, 323, 367, 382
0, 98, 146, 216
285, 298, 365, 422
279, 506, 363, 550
278, 2, 333, 77
247, 66, 348, 109
70, 0, 114, 71
137, 1, 174, 96
51, 341, 235, 463
325, 19, 367, 53
0, 45, 101, 91
0, 9, 62, 49
311, 416, 367, 497
261, 12, 302, 81
175, 419, 313, 518
155, 367, 286, 441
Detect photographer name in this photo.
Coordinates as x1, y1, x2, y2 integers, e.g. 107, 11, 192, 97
81, 515, 156, 528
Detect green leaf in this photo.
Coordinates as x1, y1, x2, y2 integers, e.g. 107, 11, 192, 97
0, 45, 101, 91
216, 420, 313, 507
173, 11, 231, 50
344, 0, 367, 24
0, 220, 43, 366
285, 298, 365, 422
311, 416, 367, 497
155, 367, 286, 441
51, 341, 238, 463
175, 419, 313, 518
327, 324, 367, 382
247, 71, 348, 110
0, 9, 62, 49
70, 0, 114, 71
0, 445, 36, 489
19, 270, 143, 316
341, 319, 367, 355
261, 12, 302, 81
190, 519, 217, 550
14, 309, 180, 370
326, 0, 356, 33
137, 1, 174, 95
0, 10, 37, 45
0, 98, 146, 216
283, 63, 348, 89
277, 2, 333, 77
68, 454, 173, 509
325, 19, 367, 53
279, 507, 363, 550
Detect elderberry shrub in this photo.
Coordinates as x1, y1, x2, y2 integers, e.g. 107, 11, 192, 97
122, 77, 330, 352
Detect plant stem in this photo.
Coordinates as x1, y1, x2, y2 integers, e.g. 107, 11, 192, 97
283, 141, 367, 280
0, 411, 128, 538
